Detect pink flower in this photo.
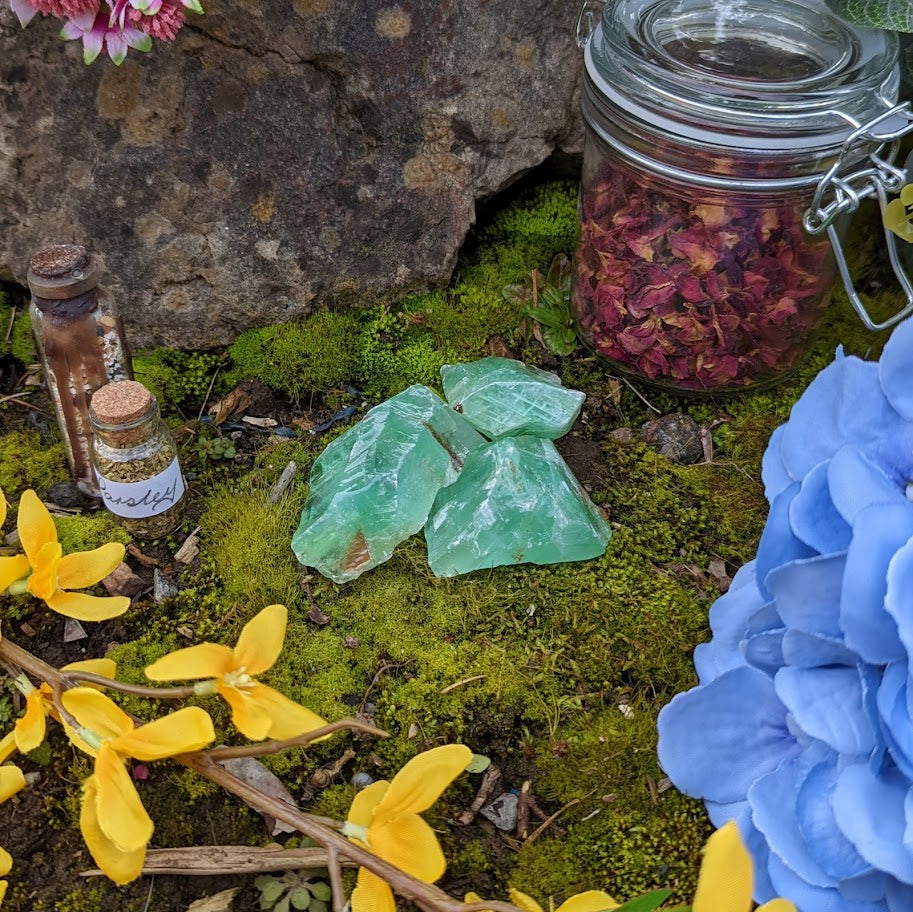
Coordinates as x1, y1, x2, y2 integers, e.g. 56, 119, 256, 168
127, 0, 184, 40
61, 10, 152, 64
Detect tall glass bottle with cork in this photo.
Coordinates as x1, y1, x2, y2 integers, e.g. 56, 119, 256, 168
27, 245, 132, 495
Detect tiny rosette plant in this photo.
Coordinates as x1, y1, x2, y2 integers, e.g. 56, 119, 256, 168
144, 603, 327, 741
343, 744, 473, 912
658, 316, 913, 910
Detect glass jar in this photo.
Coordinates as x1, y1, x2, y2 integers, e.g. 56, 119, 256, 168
572, 0, 900, 393
89, 381, 186, 539
27, 245, 133, 494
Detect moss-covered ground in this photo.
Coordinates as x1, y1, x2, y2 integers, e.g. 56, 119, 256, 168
0, 177, 897, 911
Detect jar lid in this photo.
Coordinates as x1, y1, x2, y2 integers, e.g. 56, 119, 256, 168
584, 0, 899, 156
27, 245, 100, 300
90, 381, 154, 428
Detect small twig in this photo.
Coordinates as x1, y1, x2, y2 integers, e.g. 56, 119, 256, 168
516, 780, 532, 841
328, 845, 345, 912
141, 875, 155, 912
440, 675, 485, 694
267, 461, 297, 504
531, 269, 539, 309
196, 364, 223, 422
203, 720, 389, 762
524, 795, 591, 847
619, 376, 661, 414
458, 763, 502, 826
62, 672, 196, 700
4, 306, 16, 344
0, 396, 52, 416
0, 388, 33, 404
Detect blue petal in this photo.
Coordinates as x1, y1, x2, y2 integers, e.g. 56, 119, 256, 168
833, 763, 913, 884
774, 666, 877, 757
694, 562, 766, 685
781, 629, 857, 667
762, 424, 793, 500
746, 601, 784, 637
828, 445, 905, 526
767, 552, 846, 638
705, 799, 778, 904
876, 662, 913, 781
885, 539, 913, 667
756, 484, 816, 600
797, 758, 870, 881
749, 759, 834, 887
839, 871, 888, 903
841, 503, 913, 664
657, 666, 798, 804
790, 460, 852, 553
887, 877, 913, 912
767, 854, 885, 912
744, 631, 785, 675
879, 315, 913, 420
780, 354, 885, 481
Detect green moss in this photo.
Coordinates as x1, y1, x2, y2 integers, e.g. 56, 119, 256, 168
133, 348, 223, 415
0, 430, 69, 497
56, 513, 131, 552
225, 311, 360, 400
9, 311, 34, 365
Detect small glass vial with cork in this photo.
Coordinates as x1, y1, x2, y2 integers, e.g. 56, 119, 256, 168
89, 381, 186, 539
27, 244, 132, 495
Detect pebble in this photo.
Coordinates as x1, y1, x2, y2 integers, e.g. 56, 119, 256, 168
352, 772, 374, 790
479, 791, 519, 831
639, 413, 705, 465
45, 482, 83, 508
153, 568, 180, 602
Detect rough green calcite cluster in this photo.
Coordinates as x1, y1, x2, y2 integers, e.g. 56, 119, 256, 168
425, 436, 612, 576
292, 359, 610, 581
441, 357, 585, 439
291, 385, 484, 583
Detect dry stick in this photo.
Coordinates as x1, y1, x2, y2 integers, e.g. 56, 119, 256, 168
62, 670, 197, 700
327, 845, 345, 912
1, 637, 524, 912
206, 724, 384, 762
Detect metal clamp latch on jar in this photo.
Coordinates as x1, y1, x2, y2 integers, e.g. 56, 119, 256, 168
804, 102, 913, 331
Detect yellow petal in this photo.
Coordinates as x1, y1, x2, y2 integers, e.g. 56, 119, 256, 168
244, 683, 327, 740
61, 688, 134, 742
57, 543, 125, 590
17, 490, 57, 567
756, 901, 798, 912
351, 867, 397, 912
555, 892, 619, 912
28, 540, 62, 602
232, 604, 287, 675
370, 813, 446, 881
0, 732, 16, 764
112, 707, 214, 761
218, 682, 273, 741
79, 775, 146, 885
93, 745, 154, 851
62, 657, 118, 682
692, 820, 753, 912
0, 488, 6, 529
0, 766, 25, 803
0, 880, 6, 904
508, 890, 545, 912
0, 845, 10, 876
348, 780, 390, 830
0, 555, 29, 592
144, 643, 234, 681
13, 691, 46, 753
46, 591, 130, 621
375, 744, 472, 819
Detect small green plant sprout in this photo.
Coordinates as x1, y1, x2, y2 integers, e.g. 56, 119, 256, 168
503, 255, 578, 356
254, 872, 333, 912
196, 434, 238, 464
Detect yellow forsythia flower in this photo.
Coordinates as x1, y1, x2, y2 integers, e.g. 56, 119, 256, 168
144, 603, 326, 741
61, 687, 214, 884
344, 744, 473, 912
4, 490, 128, 621
507, 890, 618, 912
0, 845, 12, 906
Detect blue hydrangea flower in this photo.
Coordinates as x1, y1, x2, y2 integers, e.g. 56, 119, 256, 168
658, 318, 913, 911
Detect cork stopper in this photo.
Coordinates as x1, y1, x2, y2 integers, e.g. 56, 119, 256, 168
90, 381, 154, 427
27, 244, 99, 300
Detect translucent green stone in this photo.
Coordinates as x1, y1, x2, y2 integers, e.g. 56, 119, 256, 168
440, 357, 585, 439
292, 385, 485, 583
424, 436, 611, 577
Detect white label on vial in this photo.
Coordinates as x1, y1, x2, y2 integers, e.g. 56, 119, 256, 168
97, 457, 185, 519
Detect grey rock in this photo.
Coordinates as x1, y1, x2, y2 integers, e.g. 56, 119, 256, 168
639, 413, 705, 465
0, 0, 583, 349
479, 791, 519, 831
44, 482, 83, 508
153, 567, 180, 602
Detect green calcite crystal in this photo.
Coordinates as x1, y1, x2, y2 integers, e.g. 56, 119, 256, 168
424, 436, 611, 577
292, 385, 485, 583
440, 357, 586, 439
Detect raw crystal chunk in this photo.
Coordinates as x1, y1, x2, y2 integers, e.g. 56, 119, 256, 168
424, 436, 611, 577
440, 357, 585, 440
292, 385, 485, 583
